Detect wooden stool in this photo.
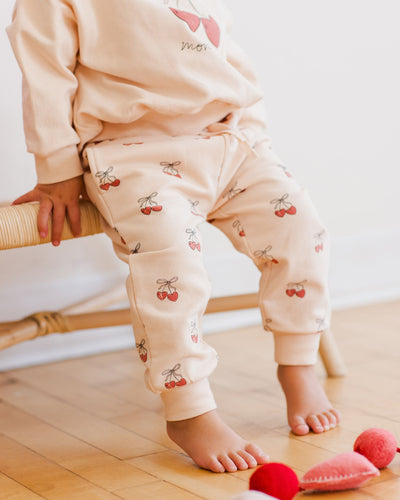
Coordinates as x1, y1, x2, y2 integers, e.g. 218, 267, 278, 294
0, 201, 347, 376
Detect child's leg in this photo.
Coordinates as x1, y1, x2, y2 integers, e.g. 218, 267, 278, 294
83, 135, 268, 471
208, 136, 340, 435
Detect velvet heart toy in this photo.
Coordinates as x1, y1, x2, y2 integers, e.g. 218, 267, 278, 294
245, 427, 399, 498
354, 428, 400, 469
299, 451, 379, 492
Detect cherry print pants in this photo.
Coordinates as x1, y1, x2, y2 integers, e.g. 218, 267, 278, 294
83, 131, 330, 421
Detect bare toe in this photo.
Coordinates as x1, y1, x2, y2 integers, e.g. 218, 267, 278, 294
218, 455, 238, 473
317, 413, 330, 431
238, 449, 258, 469
331, 408, 342, 423
208, 457, 225, 473
306, 414, 324, 433
290, 415, 310, 435
229, 451, 249, 470
324, 410, 338, 428
245, 443, 269, 464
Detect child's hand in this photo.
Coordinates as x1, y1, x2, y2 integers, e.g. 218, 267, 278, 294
12, 175, 86, 246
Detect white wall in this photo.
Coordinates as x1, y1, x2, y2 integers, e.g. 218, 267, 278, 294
0, 1, 399, 370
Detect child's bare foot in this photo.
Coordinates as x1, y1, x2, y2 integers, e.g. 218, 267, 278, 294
166, 409, 269, 473
277, 365, 341, 436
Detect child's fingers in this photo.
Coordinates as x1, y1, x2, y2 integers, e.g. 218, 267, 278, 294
51, 203, 66, 246
37, 197, 53, 240
67, 201, 82, 238
12, 191, 37, 205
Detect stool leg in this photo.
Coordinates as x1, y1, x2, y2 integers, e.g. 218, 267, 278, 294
319, 329, 347, 377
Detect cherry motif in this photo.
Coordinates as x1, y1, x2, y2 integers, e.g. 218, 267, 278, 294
189, 199, 203, 217
271, 194, 297, 218
264, 318, 273, 332
186, 228, 201, 252
286, 281, 307, 298
156, 276, 179, 302
162, 364, 187, 389
286, 205, 297, 215
223, 182, 246, 200
95, 166, 120, 191
190, 320, 199, 343
278, 164, 293, 178
161, 161, 182, 178
113, 227, 126, 245
232, 219, 245, 237
314, 230, 326, 253
131, 242, 141, 254
136, 339, 148, 363
168, 291, 179, 302
254, 245, 279, 264
316, 317, 328, 333
138, 192, 163, 215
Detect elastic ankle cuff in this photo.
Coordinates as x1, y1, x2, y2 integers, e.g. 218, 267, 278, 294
274, 333, 320, 365
161, 378, 217, 422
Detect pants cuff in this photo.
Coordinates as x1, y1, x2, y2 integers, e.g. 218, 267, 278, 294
161, 378, 217, 421
274, 333, 321, 365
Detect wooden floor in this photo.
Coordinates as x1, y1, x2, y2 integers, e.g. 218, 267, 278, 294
0, 300, 399, 499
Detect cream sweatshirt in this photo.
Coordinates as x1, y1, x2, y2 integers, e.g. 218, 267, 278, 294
7, 0, 267, 184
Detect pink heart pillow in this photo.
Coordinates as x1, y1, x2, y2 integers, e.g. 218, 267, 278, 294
299, 451, 379, 492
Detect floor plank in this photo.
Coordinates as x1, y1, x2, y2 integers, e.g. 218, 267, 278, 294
0, 402, 156, 492
0, 435, 119, 499
0, 472, 43, 500
0, 299, 399, 499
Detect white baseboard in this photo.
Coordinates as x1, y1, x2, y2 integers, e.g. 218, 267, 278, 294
0, 228, 399, 371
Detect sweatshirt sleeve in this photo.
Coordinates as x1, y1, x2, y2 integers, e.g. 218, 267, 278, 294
7, 0, 83, 183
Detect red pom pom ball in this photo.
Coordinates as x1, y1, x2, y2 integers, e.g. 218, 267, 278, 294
249, 463, 299, 500
354, 428, 399, 468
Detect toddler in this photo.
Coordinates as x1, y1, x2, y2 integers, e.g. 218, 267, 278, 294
7, 0, 340, 473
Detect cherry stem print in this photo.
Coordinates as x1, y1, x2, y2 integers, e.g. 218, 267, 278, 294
131, 242, 141, 254
189, 199, 202, 217
264, 318, 273, 332
162, 364, 187, 389
278, 164, 293, 178
254, 245, 279, 264
316, 317, 327, 333
271, 193, 297, 217
136, 339, 148, 362
232, 219, 245, 237
186, 228, 201, 251
223, 182, 246, 200
161, 161, 182, 178
156, 276, 179, 302
113, 226, 126, 245
95, 166, 120, 190
190, 320, 199, 343
286, 280, 307, 298
314, 230, 325, 253
138, 192, 163, 215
